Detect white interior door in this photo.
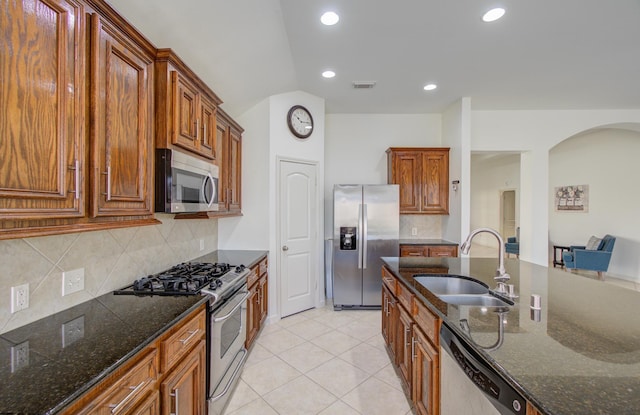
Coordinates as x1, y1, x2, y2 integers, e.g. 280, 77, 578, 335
279, 159, 317, 317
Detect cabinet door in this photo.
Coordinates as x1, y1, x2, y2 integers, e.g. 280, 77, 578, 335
0, 0, 85, 220
198, 96, 217, 160
171, 71, 199, 152
90, 14, 153, 217
382, 285, 398, 359
245, 283, 259, 348
258, 275, 268, 325
397, 305, 413, 389
390, 151, 421, 213
215, 121, 229, 212
227, 128, 242, 212
161, 340, 206, 415
131, 390, 160, 415
421, 151, 449, 214
413, 327, 440, 415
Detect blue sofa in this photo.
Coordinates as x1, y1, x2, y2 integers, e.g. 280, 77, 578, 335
505, 236, 519, 258
562, 234, 616, 278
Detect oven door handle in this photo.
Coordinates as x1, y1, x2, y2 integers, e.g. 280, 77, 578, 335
213, 291, 249, 322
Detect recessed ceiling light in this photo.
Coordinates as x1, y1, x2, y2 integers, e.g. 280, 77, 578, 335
423, 84, 437, 91
321, 11, 339, 26
482, 7, 505, 22
322, 70, 336, 78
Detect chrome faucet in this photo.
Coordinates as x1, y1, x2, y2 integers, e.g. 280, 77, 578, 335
460, 227, 511, 285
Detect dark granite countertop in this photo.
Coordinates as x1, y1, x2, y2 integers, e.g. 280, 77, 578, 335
382, 256, 640, 415
398, 238, 458, 246
0, 249, 267, 415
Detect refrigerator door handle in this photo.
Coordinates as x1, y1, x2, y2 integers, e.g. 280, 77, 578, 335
362, 203, 368, 269
357, 204, 364, 269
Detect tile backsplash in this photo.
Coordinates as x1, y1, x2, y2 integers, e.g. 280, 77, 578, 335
399, 215, 442, 239
0, 214, 217, 334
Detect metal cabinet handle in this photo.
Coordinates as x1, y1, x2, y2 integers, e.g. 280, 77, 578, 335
101, 166, 111, 200
404, 326, 411, 347
411, 336, 417, 362
179, 329, 199, 345
170, 387, 179, 415
109, 380, 145, 413
68, 159, 80, 199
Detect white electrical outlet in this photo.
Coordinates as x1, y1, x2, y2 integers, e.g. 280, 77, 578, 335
62, 316, 85, 348
11, 284, 29, 313
62, 268, 85, 296
199, 238, 205, 251
411, 227, 418, 236
11, 341, 29, 372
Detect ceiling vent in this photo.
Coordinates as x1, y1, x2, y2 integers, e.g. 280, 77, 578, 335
352, 81, 376, 89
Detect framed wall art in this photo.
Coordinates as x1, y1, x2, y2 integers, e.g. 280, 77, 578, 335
554, 185, 589, 212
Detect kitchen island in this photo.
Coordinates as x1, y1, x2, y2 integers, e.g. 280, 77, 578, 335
0, 250, 266, 415
382, 256, 640, 415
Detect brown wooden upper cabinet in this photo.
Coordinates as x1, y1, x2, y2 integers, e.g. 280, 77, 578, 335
216, 110, 243, 215
90, 13, 154, 218
387, 148, 450, 214
1, 0, 159, 239
0, 0, 86, 223
155, 49, 222, 161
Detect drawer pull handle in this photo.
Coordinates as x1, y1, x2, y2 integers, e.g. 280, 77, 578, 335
179, 329, 199, 345
411, 337, 417, 362
109, 380, 145, 413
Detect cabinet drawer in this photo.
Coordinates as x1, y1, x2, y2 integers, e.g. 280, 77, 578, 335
78, 349, 157, 415
428, 245, 458, 257
382, 267, 397, 294
396, 280, 414, 312
400, 245, 428, 257
258, 257, 268, 277
247, 266, 259, 288
160, 308, 205, 373
414, 300, 440, 346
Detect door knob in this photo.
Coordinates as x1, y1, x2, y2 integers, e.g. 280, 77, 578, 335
282, 246, 289, 251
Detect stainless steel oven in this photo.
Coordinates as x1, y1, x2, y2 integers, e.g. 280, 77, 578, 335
207, 282, 249, 415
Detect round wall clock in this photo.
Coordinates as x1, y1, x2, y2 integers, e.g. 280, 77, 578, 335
287, 105, 314, 139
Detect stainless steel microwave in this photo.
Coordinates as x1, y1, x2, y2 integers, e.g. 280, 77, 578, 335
155, 149, 219, 213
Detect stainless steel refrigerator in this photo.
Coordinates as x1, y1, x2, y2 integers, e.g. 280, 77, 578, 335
332, 185, 399, 309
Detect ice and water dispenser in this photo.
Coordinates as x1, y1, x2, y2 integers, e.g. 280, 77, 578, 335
340, 227, 356, 250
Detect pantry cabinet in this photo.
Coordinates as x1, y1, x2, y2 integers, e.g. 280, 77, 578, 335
387, 148, 450, 215
155, 49, 222, 161
90, 12, 154, 218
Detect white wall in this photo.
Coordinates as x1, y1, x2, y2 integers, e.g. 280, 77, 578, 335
549, 128, 640, 281
470, 109, 640, 266
324, 113, 442, 237
470, 154, 521, 247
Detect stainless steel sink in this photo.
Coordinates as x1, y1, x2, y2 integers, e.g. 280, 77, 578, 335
413, 275, 513, 308
414, 275, 490, 295
436, 294, 513, 307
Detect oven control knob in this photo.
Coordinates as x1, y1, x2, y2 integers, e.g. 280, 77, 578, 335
235, 265, 245, 273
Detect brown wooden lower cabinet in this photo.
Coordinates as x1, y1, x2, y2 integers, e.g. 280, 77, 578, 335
382, 266, 440, 415
246, 256, 268, 349
60, 305, 206, 415
160, 339, 206, 415
400, 244, 458, 258
412, 326, 440, 415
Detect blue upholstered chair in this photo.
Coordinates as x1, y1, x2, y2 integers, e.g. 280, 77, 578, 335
562, 234, 616, 278
505, 227, 519, 258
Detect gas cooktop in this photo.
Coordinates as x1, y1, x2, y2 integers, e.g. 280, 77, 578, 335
113, 262, 246, 296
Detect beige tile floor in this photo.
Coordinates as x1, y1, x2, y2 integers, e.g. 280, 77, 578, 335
224, 306, 412, 415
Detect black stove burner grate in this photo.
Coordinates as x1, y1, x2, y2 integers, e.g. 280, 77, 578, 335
114, 262, 234, 296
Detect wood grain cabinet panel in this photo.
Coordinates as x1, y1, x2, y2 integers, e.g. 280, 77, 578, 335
246, 256, 268, 349
160, 339, 206, 415
216, 110, 243, 215
387, 148, 450, 215
400, 244, 458, 258
0, 0, 86, 221
90, 13, 154, 218
413, 326, 440, 415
